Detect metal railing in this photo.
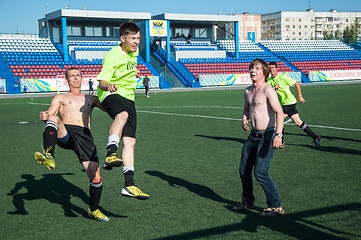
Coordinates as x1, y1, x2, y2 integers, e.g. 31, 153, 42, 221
149, 56, 174, 87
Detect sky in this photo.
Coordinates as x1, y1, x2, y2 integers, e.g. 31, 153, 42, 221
0, 0, 361, 34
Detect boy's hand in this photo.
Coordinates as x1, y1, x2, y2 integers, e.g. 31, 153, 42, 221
107, 84, 118, 93
39, 111, 49, 121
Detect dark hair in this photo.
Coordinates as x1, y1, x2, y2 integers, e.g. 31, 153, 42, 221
65, 67, 82, 79
249, 59, 270, 82
269, 62, 278, 68
119, 22, 140, 37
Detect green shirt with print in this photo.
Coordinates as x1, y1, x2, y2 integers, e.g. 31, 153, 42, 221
96, 45, 138, 102
267, 73, 297, 106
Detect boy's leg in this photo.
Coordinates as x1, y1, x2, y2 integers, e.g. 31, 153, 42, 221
82, 161, 109, 222
34, 116, 67, 170
291, 114, 321, 148
120, 136, 149, 200
253, 132, 281, 209
101, 95, 129, 169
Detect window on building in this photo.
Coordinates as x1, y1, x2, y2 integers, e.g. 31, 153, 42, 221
85, 26, 102, 37
299, 25, 302, 29
298, 18, 302, 22
175, 28, 190, 37
67, 26, 81, 36
293, 25, 296, 29
106, 27, 119, 37
304, 25, 308, 29
285, 18, 290, 22
292, 32, 296, 35
299, 32, 302, 35
194, 28, 207, 38
286, 25, 290, 29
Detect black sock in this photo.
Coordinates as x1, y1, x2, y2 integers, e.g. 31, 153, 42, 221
89, 180, 103, 212
106, 144, 117, 157
124, 171, 135, 187
300, 122, 317, 139
43, 121, 57, 157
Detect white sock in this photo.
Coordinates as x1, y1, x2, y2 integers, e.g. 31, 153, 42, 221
107, 135, 120, 148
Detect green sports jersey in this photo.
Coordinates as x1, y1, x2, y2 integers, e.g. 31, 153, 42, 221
267, 73, 297, 106
96, 45, 138, 102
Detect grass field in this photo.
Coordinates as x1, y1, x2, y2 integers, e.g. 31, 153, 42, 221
1, 83, 361, 240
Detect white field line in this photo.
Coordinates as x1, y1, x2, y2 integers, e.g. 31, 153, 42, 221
138, 110, 242, 121
139, 109, 361, 132
10, 102, 361, 132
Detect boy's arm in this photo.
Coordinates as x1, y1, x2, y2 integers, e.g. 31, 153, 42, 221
242, 89, 250, 132
294, 81, 305, 103
98, 80, 118, 93
40, 95, 62, 122
265, 87, 284, 149
91, 95, 105, 111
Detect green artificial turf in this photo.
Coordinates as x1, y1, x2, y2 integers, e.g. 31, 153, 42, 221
1, 84, 360, 240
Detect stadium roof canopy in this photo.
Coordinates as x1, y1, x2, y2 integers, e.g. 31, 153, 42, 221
152, 13, 239, 25
43, 9, 151, 22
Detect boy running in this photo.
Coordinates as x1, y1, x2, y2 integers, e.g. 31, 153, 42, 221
268, 62, 321, 148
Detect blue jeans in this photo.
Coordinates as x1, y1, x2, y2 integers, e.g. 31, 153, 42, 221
239, 128, 281, 208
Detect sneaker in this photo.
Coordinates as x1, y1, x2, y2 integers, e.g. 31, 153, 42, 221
314, 135, 321, 149
103, 153, 123, 170
88, 208, 109, 222
121, 185, 149, 200
34, 147, 55, 170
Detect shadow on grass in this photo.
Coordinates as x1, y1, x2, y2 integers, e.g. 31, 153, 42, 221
151, 203, 361, 240
285, 131, 361, 144
7, 173, 126, 219
145, 170, 237, 206
195, 134, 247, 144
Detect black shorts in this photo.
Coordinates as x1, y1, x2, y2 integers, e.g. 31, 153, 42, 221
282, 103, 298, 118
57, 124, 99, 163
101, 94, 137, 138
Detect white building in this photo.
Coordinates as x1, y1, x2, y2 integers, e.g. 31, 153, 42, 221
223, 13, 262, 42
261, 9, 361, 41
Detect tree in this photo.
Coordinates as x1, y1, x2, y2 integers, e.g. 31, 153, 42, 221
342, 19, 360, 44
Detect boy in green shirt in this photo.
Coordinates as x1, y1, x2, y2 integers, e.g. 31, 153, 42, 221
268, 62, 321, 148
97, 22, 149, 200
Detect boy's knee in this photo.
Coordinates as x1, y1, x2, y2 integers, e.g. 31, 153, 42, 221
47, 115, 60, 124
115, 111, 129, 122
123, 137, 136, 147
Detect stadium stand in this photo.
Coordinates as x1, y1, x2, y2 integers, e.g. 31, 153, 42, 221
178, 40, 292, 78
0, 36, 155, 91
259, 40, 361, 75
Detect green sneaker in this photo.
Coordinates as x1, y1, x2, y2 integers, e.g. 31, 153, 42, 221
88, 208, 109, 222
121, 185, 149, 200
103, 153, 123, 170
34, 147, 55, 170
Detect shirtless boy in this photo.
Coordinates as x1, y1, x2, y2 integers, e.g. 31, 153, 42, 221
233, 59, 285, 217
33, 67, 109, 222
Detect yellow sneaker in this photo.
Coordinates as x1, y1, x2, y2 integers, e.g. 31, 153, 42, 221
88, 208, 109, 222
34, 147, 55, 170
121, 185, 149, 200
102, 153, 123, 170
